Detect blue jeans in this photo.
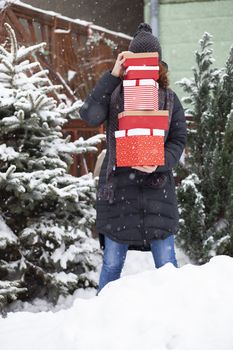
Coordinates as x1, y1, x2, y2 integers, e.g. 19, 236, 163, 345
98, 235, 178, 292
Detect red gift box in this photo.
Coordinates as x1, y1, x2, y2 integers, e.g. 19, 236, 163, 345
123, 79, 158, 111
122, 52, 159, 68
118, 110, 169, 131
124, 66, 159, 80
115, 129, 165, 167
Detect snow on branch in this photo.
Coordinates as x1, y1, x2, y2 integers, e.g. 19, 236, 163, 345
16, 42, 46, 62
4, 23, 17, 61
0, 144, 20, 162
0, 215, 18, 248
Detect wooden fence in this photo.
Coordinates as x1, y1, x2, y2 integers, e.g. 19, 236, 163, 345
0, 2, 131, 176
0, 1, 131, 101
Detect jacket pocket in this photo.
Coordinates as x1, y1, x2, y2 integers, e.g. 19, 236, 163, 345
143, 172, 168, 189
97, 183, 116, 203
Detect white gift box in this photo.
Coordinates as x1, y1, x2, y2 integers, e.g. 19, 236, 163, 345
123, 79, 159, 111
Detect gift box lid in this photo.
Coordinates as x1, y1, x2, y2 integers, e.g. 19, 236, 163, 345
123, 52, 159, 59
122, 52, 159, 68
123, 79, 158, 87
118, 110, 169, 118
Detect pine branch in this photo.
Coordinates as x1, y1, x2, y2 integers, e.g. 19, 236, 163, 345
0, 45, 10, 58
31, 69, 49, 78
33, 94, 45, 110
40, 85, 63, 94
4, 23, 18, 62
58, 100, 83, 115
1, 58, 14, 73
16, 42, 46, 62
15, 61, 40, 74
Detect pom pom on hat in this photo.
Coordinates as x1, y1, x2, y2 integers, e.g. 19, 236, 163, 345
133, 23, 152, 37
128, 23, 162, 61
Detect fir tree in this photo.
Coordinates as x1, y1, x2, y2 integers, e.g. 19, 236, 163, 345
177, 174, 206, 263
0, 23, 103, 307
177, 33, 233, 262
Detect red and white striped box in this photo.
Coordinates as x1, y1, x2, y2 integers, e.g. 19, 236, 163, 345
124, 66, 159, 81
122, 52, 159, 68
118, 110, 169, 131
123, 79, 158, 111
115, 128, 165, 167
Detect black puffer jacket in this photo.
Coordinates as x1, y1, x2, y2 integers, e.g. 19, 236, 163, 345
80, 72, 187, 250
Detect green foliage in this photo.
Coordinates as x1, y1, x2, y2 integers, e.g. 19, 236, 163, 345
0, 280, 27, 315
177, 174, 206, 263
176, 33, 233, 262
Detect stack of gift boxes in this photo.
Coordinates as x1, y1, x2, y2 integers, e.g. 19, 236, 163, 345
115, 52, 169, 167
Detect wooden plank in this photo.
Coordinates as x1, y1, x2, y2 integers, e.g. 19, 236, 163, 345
10, 3, 55, 27
10, 2, 131, 44
63, 119, 105, 132
27, 18, 37, 43
0, 8, 7, 30
56, 72, 77, 102
40, 23, 47, 43
10, 3, 89, 36
47, 24, 53, 67
79, 154, 89, 175
6, 8, 31, 43
50, 16, 57, 69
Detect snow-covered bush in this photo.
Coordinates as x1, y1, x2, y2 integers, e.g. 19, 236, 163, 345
0, 23, 103, 311
176, 33, 233, 262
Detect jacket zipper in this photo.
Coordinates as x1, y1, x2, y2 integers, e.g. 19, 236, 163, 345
139, 184, 147, 247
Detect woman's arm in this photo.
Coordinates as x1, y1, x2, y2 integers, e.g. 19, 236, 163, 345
156, 93, 187, 172
79, 52, 128, 127
79, 71, 121, 127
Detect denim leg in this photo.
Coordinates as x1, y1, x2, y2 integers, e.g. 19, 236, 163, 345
98, 236, 128, 292
150, 235, 178, 268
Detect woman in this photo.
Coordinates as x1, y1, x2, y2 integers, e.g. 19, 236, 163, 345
80, 23, 187, 292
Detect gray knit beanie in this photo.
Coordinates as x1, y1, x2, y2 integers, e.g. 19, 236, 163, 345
128, 23, 162, 61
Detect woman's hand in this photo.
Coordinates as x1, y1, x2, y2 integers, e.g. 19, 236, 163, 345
132, 165, 158, 173
111, 51, 132, 78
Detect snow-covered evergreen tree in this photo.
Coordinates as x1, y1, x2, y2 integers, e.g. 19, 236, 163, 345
0, 23, 103, 308
177, 33, 233, 262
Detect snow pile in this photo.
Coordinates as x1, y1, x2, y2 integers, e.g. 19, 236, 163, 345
1, 255, 233, 350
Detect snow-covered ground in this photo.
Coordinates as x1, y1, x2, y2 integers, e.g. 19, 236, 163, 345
6, 246, 190, 312
1, 254, 233, 350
